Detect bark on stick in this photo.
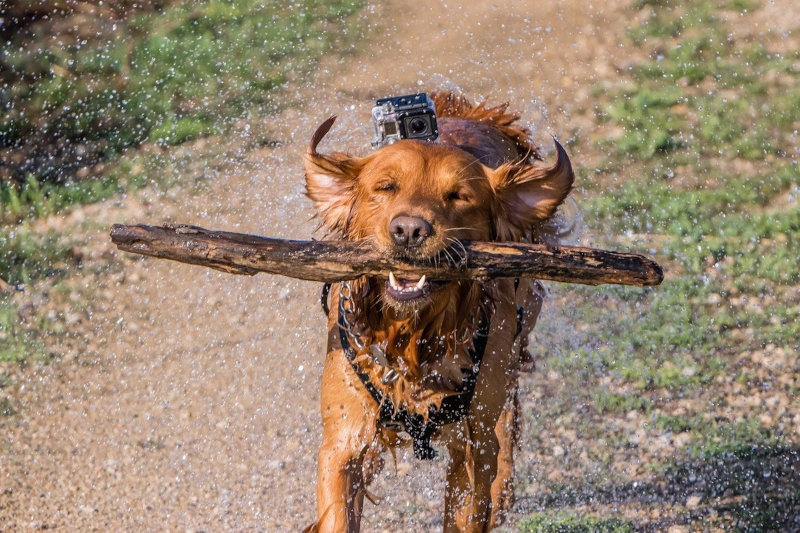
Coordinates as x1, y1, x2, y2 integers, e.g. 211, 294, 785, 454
110, 223, 663, 287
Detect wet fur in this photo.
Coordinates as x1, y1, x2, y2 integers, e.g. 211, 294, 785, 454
304, 92, 574, 532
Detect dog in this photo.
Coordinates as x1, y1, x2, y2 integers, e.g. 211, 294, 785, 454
303, 92, 573, 532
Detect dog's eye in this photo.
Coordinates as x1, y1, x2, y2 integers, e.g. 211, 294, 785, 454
446, 190, 467, 202
374, 182, 398, 193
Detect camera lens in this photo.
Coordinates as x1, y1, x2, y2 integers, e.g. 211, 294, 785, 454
408, 117, 429, 135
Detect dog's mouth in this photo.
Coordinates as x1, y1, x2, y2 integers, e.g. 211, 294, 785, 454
384, 272, 449, 302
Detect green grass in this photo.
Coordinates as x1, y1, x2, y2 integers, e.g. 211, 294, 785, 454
586, 0, 799, 492
545, 0, 800, 426
0, 0, 365, 366
688, 418, 785, 459
600, 0, 800, 162
654, 415, 786, 458
0, 171, 146, 223
593, 391, 652, 415
0, 226, 77, 286
578, 0, 800, 362
0, 227, 73, 364
0, 297, 51, 364
518, 512, 635, 533
1, 0, 363, 187
520, 1, 799, 529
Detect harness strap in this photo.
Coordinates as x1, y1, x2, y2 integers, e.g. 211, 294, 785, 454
320, 282, 332, 317
337, 301, 489, 460
335, 276, 526, 460
514, 277, 524, 337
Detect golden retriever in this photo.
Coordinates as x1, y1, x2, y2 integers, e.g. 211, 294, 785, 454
303, 92, 573, 532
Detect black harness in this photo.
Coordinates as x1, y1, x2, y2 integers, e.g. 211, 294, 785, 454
322, 278, 524, 460
337, 296, 490, 460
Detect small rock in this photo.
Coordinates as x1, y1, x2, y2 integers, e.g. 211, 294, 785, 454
686, 494, 702, 509
673, 432, 692, 448
266, 460, 285, 470
706, 293, 722, 305
546, 469, 562, 482
0, 278, 13, 294
396, 461, 411, 476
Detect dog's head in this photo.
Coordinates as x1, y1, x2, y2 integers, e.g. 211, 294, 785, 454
305, 116, 573, 317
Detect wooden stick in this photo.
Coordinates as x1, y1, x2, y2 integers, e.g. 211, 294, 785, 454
110, 223, 663, 287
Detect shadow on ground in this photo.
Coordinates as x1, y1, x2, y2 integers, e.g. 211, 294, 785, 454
516, 445, 800, 531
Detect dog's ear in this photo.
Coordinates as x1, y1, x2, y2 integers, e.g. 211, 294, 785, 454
489, 139, 574, 240
304, 116, 364, 235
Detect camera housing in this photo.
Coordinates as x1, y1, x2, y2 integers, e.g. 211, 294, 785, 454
371, 93, 439, 148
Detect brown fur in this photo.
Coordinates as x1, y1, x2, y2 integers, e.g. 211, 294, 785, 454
304, 91, 574, 532
432, 92, 542, 161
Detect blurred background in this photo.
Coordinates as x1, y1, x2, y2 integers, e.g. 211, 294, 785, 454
1, 0, 798, 530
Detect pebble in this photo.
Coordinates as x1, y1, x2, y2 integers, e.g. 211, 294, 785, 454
396, 461, 412, 476
685, 494, 702, 509
668, 527, 688, 533
0, 278, 13, 294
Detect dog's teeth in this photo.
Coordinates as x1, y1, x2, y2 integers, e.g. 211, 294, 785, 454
389, 271, 399, 289
416, 275, 426, 289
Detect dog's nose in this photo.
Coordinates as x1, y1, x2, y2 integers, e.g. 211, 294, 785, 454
389, 215, 432, 247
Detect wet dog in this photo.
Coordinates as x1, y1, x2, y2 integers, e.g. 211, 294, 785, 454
304, 92, 573, 532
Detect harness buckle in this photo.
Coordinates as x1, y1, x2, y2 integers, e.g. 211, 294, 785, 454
370, 342, 390, 367
379, 419, 406, 432
381, 368, 400, 385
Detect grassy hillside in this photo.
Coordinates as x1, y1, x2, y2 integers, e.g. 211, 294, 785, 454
1, 0, 363, 363
1, 0, 362, 204
517, 0, 799, 530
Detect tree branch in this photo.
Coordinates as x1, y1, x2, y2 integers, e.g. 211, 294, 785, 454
110, 223, 663, 287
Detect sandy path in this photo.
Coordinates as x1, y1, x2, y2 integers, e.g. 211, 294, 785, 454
2, 1, 627, 530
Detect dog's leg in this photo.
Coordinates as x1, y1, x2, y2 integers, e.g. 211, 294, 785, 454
313, 349, 379, 533
517, 280, 544, 372
489, 386, 520, 528
486, 279, 542, 524
442, 390, 519, 532
443, 420, 500, 533
443, 284, 520, 532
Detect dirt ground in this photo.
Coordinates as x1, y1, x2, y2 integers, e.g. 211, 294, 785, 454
0, 0, 733, 530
